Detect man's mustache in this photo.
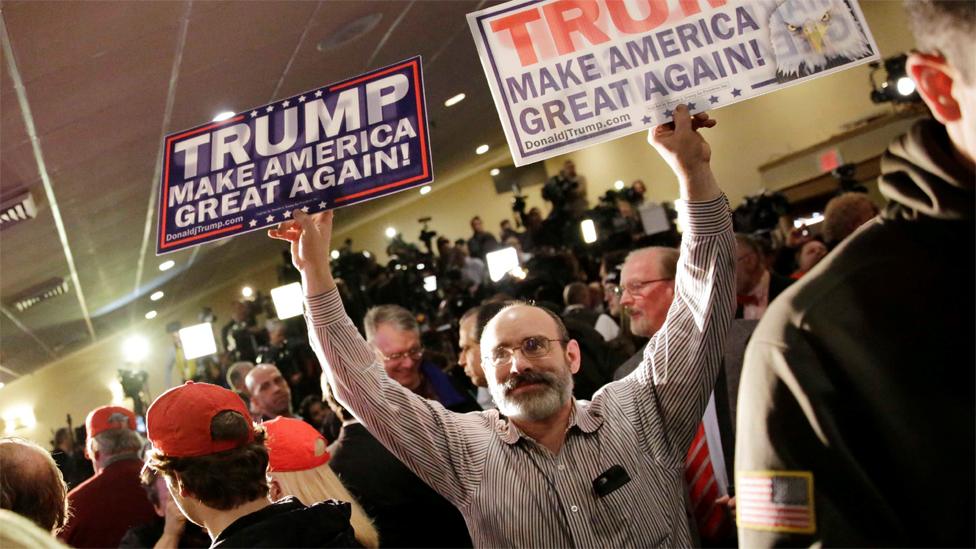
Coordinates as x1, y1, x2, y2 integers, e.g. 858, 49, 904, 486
503, 370, 557, 394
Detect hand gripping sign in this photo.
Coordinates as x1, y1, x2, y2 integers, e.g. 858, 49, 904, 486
468, 0, 879, 166
157, 56, 432, 254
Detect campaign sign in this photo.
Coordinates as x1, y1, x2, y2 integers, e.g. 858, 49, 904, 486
157, 56, 432, 254
468, 0, 880, 166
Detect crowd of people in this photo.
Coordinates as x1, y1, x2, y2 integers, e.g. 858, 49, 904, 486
0, 2, 971, 547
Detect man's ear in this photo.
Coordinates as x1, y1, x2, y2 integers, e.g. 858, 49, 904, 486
268, 477, 282, 501
907, 52, 962, 123
565, 339, 582, 375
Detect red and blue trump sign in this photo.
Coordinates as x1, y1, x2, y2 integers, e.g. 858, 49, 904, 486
157, 56, 432, 254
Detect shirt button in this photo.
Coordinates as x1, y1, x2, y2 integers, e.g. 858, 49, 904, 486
571, 505, 579, 513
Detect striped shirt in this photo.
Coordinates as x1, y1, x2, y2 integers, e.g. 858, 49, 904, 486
306, 195, 735, 547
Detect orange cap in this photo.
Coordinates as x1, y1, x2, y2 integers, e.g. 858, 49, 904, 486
146, 381, 254, 457
85, 406, 136, 440
264, 416, 331, 472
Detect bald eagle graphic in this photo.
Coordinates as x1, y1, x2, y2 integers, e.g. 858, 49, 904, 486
769, 0, 874, 81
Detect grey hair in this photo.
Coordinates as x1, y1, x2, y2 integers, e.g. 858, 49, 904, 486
91, 428, 144, 457
363, 305, 419, 342
625, 246, 680, 279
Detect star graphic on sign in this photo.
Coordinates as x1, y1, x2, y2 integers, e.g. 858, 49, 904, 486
250, 110, 258, 118
248, 219, 257, 228
641, 115, 652, 124
663, 108, 674, 118
266, 105, 274, 113
687, 102, 696, 111
298, 95, 306, 102
731, 88, 742, 97
282, 100, 290, 107
282, 210, 292, 218
709, 95, 719, 104
265, 214, 275, 223
301, 206, 310, 213
314, 90, 323, 97
318, 201, 327, 209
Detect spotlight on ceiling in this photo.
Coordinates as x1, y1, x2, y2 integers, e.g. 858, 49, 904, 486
385, 227, 397, 238
419, 185, 432, 195
869, 54, 920, 104
241, 286, 254, 298
212, 111, 235, 122
158, 260, 175, 271
149, 291, 164, 301
475, 144, 490, 155
614, 180, 625, 190
444, 93, 466, 107
145, 310, 158, 320
490, 168, 500, 177
122, 335, 149, 363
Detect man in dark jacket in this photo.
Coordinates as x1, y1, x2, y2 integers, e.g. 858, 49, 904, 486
735, 2, 974, 546
143, 381, 358, 548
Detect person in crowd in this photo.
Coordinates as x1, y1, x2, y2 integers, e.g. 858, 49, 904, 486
364, 304, 480, 413
0, 437, 69, 534
263, 416, 379, 548
449, 239, 489, 292
0, 509, 70, 549
257, 319, 321, 408
299, 394, 341, 442
790, 239, 828, 279
498, 219, 521, 243
143, 381, 358, 547
821, 191, 879, 248
322, 382, 473, 548
245, 364, 296, 421
50, 426, 92, 490
60, 406, 157, 548
221, 300, 266, 362
466, 216, 499, 261
225, 361, 254, 394
269, 104, 735, 546
611, 247, 679, 380
119, 468, 210, 548
457, 306, 494, 409
555, 159, 590, 219
563, 281, 620, 342
736, 2, 974, 545
734, 233, 793, 319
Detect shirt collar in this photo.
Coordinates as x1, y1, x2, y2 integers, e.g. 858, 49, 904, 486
496, 399, 605, 445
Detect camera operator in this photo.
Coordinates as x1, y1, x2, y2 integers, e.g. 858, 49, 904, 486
466, 216, 499, 261
551, 160, 589, 219
221, 300, 267, 362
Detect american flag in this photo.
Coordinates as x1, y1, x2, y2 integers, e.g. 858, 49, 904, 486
737, 472, 814, 533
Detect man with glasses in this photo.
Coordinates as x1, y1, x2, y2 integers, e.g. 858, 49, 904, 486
270, 104, 735, 546
364, 304, 480, 413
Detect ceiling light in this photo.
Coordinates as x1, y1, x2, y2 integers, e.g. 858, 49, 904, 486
444, 93, 466, 107
241, 286, 254, 298
490, 168, 500, 177
212, 111, 235, 122
330, 250, 340, 259
122, 335, 149, 363
419, 185, 432, 195
475, 144, 489, 155
145, 310, 157, 320
149, 291, 164, 301
158, 260, 175, 271
385, 227, 397, 238
614, 180, 625, 190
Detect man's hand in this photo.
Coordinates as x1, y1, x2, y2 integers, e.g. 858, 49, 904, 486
153, 500, 186, 549
648, 104, 721, 202
268, 209, 336, 295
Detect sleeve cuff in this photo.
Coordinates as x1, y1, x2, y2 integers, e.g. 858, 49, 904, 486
675, 194, 733, 235
305, 287, 347, 327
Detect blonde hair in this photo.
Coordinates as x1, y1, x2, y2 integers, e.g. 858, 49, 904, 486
269, 464, 379, 548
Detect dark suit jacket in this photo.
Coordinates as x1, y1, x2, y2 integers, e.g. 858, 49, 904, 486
329, 423, 472, 548
735, 271, 793, 318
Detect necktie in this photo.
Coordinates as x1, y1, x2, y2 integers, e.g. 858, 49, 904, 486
685, 423, 730, 543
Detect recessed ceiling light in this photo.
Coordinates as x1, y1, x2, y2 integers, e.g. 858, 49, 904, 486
614, 180, 625, 190
159, 260, 175, 271
444, 93, 466, 107
150, 291, 164, 301
476, 144, 489, 155
145, 310, 158, 320
385, 227, 397, 238
241, 286, 254, 298
419, 185, 432, 195
490, 168, 500, 177
212, 111, 235, 122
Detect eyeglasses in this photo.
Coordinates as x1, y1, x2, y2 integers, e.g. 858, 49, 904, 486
484, 336, 566, 368
613, 277, 673, 296
376, 346, 424, 362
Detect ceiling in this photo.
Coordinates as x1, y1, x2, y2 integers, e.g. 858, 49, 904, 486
0, 0, 508, 381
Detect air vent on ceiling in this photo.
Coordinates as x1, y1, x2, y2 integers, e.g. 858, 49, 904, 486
8, 277, 70, 312
0, 192, 37, 229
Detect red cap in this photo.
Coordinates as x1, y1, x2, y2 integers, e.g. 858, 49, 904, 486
264, 416, 331, 472
85, 406, 136, 440
146, 381, 254, 458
